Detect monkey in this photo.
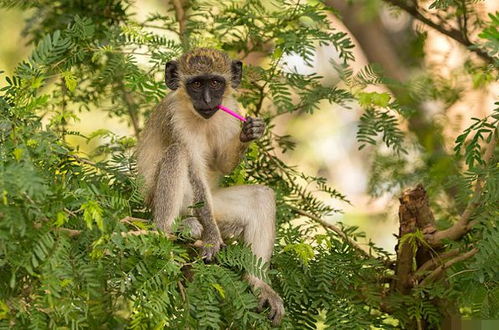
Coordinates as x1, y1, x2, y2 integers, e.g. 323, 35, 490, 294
136, 48, 284, 325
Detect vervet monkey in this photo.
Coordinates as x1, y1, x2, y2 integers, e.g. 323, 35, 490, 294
136, 48, 284, 324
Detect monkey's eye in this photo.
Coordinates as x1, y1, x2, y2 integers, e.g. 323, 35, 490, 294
210, 80, 223, 89
190, 81, 202, 89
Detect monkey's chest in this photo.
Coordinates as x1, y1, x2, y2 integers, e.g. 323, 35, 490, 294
206, 147, 223, 171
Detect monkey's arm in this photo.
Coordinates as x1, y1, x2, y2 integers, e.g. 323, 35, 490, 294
151, 143, 187, 232
217, 140, 249, 174
188, 163, 224, 261
217, 117, 265, 174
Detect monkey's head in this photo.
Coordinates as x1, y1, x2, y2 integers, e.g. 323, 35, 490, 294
165, 48, 243, 119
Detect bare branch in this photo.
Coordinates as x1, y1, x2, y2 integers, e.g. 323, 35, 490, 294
382, 0, 495, 64
55, 226, 177, 239
71, 154, 96, 166
56, 227, 81, 237
119, 82, 141, 137
290, 207, 372, 258
415, 248, 460, 278
426, 133, 497, 246
171, 0, 187, 41
120, 216, 149, 224
419, 248, 479, 286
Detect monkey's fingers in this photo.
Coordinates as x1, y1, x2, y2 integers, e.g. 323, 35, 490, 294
243, 123, 265, 133
248, 128, 266, 140
243, 128, 264, 137
243, 119, 264, 128
258, 290, 285, 326
257, 296, 268, 311
269, 298, 285, 326
268, 308, 277, 322
202, 247, 217, 263
201, 240, 225, 262
243, 125, 265, 134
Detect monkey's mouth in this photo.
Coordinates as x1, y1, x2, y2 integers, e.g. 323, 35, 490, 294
195, 106, 219, 119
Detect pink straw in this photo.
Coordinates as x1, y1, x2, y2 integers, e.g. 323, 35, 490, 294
218, 104, 247, 122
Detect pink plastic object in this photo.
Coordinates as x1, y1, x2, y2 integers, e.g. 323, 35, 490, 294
218, 104, 247, 122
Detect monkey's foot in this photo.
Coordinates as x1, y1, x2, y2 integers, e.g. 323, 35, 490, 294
201, 236, 225, 262
258, 284, 285, 326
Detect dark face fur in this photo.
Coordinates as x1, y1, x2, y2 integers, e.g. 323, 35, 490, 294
164, 50, 242, 119
185, 74, 226, 118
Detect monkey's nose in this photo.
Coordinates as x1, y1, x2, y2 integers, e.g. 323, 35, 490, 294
203, 88, 211, 104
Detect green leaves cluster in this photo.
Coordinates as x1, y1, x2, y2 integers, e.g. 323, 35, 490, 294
0, 0, 497, 328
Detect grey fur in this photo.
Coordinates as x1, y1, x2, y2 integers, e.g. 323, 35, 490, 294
136, 50, 285, 325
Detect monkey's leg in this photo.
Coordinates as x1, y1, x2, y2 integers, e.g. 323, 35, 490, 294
212, 185, 285, 325
187, 164, 224, 261
153, 143, 187, 232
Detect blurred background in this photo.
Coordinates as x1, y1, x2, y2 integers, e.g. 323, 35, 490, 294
1, 0, 497, 253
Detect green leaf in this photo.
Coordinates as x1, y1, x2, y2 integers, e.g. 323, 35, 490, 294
283, 243, 315, 264
358, 92, 391, 108
80, 200, 104, 231
211, 283, 226, 299
61, 71, 77, 91
12, 148, 24, 161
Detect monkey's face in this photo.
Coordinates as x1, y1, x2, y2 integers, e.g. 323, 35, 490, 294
185, 74, 226, 119
164, 49, 243, 120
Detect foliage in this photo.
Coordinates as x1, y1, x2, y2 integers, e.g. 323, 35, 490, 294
0, 0, 497, 328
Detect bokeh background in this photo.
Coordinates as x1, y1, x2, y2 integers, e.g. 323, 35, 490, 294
1, 0, 497, 253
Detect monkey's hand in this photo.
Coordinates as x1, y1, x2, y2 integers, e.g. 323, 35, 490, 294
240, 117, 265, 143
201, 230, 225, 262
257, 283, 285, 326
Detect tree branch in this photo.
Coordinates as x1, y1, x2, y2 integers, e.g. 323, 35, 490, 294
71, 154, 96, 166
415, 248, 460, 278
419, 248, 478, 286
55, 227, 81, 237
392, 185, 423, 294
120, 83, 141, 137
425, 133, 497, 247
290, 207, 372, 259
171, 0, 187, 42
382, 0, 495, 64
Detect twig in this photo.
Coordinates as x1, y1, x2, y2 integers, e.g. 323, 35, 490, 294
419, 248, 478, 286
290, 207, 371, 258
120, 216, 150, 224
55, 227, 81, 237
71, 154, 96, 166
171, 0, 186, 42
447, 268, 477, 279
415, 248, 460, 278
64, 208, 79, 217
426, 132, 497, 246
119, 81, 141, 137
382, 0, 495, 64
141, 24, 178, 33
178, 281, 186, 301
55, 227, 177, 239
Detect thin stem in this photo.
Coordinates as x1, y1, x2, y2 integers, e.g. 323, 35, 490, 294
426, 131, 497, 246
382, 0, 495, 64
415, 248, 460, 278
290, 206, 372, 259
419, 248, 478, 286
118, 81, 141, 137
172, 0, 187, 42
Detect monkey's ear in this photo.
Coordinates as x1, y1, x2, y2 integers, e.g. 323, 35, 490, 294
231, 60, 243, 88
165, 61, 180, 90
